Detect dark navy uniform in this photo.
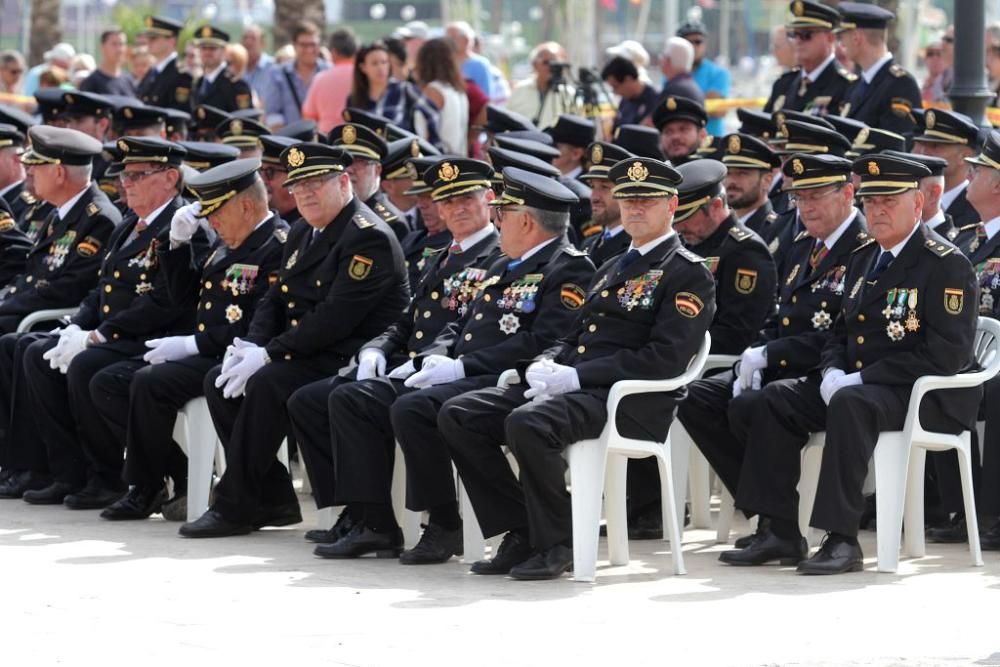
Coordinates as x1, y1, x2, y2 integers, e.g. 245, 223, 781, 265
582, 228, 630, 267
136, 56, 193, 113
192, 66, 252, 112
0, 210, 31, 288
766, 62, 855, 116
839, 61, 921, 138
366, 190, 409, 243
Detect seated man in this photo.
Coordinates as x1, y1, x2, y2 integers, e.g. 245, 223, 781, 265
398, 156, 453, 288
721, 133, 783, 248
91, 158, 290, 521
677, 154, 867, 544
720, 154, 979, 574
288, 158, 501, 547
0, 137, 197, 506
650, 95, 707, 167
438, 156, 716, 580
311, 165, 594, 563
179, 141, 409, 538
579, 141, 634, 266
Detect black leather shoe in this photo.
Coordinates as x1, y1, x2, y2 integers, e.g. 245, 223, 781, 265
926, 516, 968, 543
179, 510, 253, 538
313, 521, 403, 559
305, 508, 356, 544
733, 517, 771, 549
100, 486, 168, 520
471, 530, 534, 575
980, 520, 1000, 551
0, 471, 50, 499
399, 523, 463, 565
719, 530, 807, 566
64, 479, 125, 510
23, 481, 80, 505
160, 495, 187, 522
253, 502, 302, 529
797, 534, 864, 575
628, 507, 662, 540
509, 544, 573, 580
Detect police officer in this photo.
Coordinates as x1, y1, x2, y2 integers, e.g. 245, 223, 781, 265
92, 159, 289, 521
545, 114, 596, 181
191, 25, 253, 112
192, 104, 232, 141
179, 142, 409, 537
883, 150, 954, 239
0, 137, 192, 506
0, 209, 30, 288
259, 134, 302, 224
381, 136, 439, 232
720, 155, 978, 574
136, 16, 194, 113
612, 124, 665, 160
678, 154, 867, 545
438, 156, 716, 579
579, 141, 634, 265
179, 141, 241, 173
844, 126, 906, 159
911, 108, 982, 232
216, 117, 270, 160
836, 3, 921, 138
329, 122, 409, 242
398, 156, 453, 288
316, 165, 594, 563
651, 95, 708, 166
113, 103, 168, 138
287, 158, 502, 549
0, 126, 121, 333
721, 133, 783, 248
0, 123, 32, 222
765, 1, 855, 116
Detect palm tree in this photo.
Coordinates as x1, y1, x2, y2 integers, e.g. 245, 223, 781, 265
28, 0, 62, 66
273, 0, 327, 48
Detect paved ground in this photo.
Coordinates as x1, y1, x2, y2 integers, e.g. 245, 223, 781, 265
1, 493, 999, 667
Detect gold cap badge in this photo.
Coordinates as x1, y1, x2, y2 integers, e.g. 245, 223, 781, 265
342, 124, 357, 145
728, 135, 741, 154
286, 147, 305, 168
438, 162, 459, 182
626, 161, 649, 182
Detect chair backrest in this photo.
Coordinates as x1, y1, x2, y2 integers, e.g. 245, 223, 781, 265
974, 316, 1000, 373
682, 332, 713, 387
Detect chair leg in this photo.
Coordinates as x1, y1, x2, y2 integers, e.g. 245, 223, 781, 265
668, 425, 691, 535
458, 475, 486, 564
873, 434, 909, 573
716, 488, 735, 544
798, 435, 824, 547
955, 436, 985, 567
604, 453, 629, 566
316, 506, 335, 530
902, 447, 927, 559
568, 438, 608, 583
656, 442, 686, 575
277, 439, 289, 471
184, 399, 217, 522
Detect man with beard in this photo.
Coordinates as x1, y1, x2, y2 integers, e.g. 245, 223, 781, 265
651, 95, 707, 167
722, 133, 783, 249
579, 141, 633, 266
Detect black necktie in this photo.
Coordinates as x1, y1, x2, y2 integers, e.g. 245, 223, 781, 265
849, 77, 870, 110
617, 249, 641, 272
867, 251, 893, 282
198, 76, 210, 97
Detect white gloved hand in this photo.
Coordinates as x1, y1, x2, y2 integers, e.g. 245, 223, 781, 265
524, 359, 581, 400
356, 348, 387, 381
45, 326, 92, 374
737, 346, 767, 391
42, 329, 74, 371
143, 336, 199, 364
732, 369, 762, 398
220, 337, 257, 375
215, 340, 268, 399
169, 202, 202, 245
821, 369, 862, 405
386, 359, 417, 380
403, 354, 465, 388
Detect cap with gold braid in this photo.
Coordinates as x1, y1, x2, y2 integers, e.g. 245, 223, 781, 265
722, 133, 780, 170
215, 117, 270, 150
0, 105, 35, 135
580, 141, 634, 181
673, 159, 727, 223
786, 0, 839, 30
851, 154, 930, 197
836, 1, 895, 32
61, 91, 115, 119
179, 141, 240, 171
194, 104, 232, 134
914, 108, 981, 147
140, 15, 183, 38
487, 146, 560, 184
490, 166, 578, 212
964, 129, 1000, 172
781, 153, 852, 191
651, 95, 708, 130
259, 135, 301, 165
0, 124, 25, 151
21, 125, 102, 166
193, 24, 230, 47
280, 142, 352, 187
186, 158, 263, 218
777, 119, 851, 156
329, 122, 388, 161
845, 126, 906, 158
403, 156, 442, 196
609, 157, 682, 199
383, 136, 438, 180
427, 157, 494, 202
114, 103, 167, 132
117, 136, 187, 166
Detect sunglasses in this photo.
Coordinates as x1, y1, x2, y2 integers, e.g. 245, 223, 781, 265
789, 30, 822, 42
686, 38, 704, 46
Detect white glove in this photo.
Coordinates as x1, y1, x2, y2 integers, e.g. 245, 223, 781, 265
143, 336, 199, 365
44, 326, 91, 374
42, 326, 75, 371
820, 369, 862, 405
737, 346, 767, 391
357, 348, 387, 381
403, 354, 465, 388
524, 359, 581, 400
215, 341, 269, 399
220, 337, 257, 374
732, 370, 762, 398
387, 359, 417, 380
169, 202, 202, 245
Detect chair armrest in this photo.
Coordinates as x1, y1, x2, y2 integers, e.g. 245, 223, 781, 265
15, 308, 79, 334
702, 354, 739, 378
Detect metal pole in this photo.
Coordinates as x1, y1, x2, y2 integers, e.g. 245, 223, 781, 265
663, 0, 678, 46
948, 0, 992, 125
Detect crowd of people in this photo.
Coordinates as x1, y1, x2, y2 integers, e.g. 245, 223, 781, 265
0, 0, 999, 582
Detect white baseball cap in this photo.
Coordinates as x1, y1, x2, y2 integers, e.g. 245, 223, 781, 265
606, 40, 650, 68
44, 42, 76, 63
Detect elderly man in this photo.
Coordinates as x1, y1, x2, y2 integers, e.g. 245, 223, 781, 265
720, 155, 978, 574
179, 141, 409, 537
438, 156, 715, 579
446, 21, 494, 100
911, 109, 982, 232
765, 1, 855, 115
651, 95, 707, 166
659, 37, 703, 104
0, 137, 191, 505
259, 135, 302, 224
92, 158, 290, 521
507, 42, 575, 129
0, 121, 31, 222
191, 25, 253, 112
288, 157, 502, 549
135, 16, 193, 113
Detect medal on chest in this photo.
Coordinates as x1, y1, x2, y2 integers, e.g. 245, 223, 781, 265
881, 287, 918, 341
498, 313, 520, 335
442, 267, 487, 317
498, 273, 543, 314
617, 270, 663, 312
46, 231, 77, 271
222, 263, 260, 297
128, 239, 159, 270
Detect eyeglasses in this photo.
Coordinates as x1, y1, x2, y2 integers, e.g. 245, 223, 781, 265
788, 30, 821, 42
119, 168, 168, 183
287, 174, 336, 195
788, 186, 844, 206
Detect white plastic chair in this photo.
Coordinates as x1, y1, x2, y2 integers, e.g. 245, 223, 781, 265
798, 316, 1000, 573
15, 307, 79, 333
572, 332, 711, 581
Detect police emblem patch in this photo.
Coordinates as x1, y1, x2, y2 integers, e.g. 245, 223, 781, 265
349, 254, 374, 280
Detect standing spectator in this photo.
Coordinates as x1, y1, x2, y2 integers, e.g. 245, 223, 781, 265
678, 21, 730, 137
988, 30, 1000, 105
135, 16, 194, 113
301, 28, 358, 134
184, 42, 202, 81
226, 44, 249, 79
191, 25, 253, 112
345, 41, 408, 127
395, 21, 429, 79
658, 37, 704, 104
606, 39, 654, 85
921, 39, 948, 104
413, 38, 468, 155
241, 25, 274, 97
383, 36, 409, 82
473, 34, 510, 105
507, 42, 576, 129
0, 51, 27, 95
81, 29, 136, 97
129, 47, 155, 85
445, 21, 494, 101
260, 21, 329, 130
601, 56, 659, 128
22, 43, 75, 97
940, 25, 955, 97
